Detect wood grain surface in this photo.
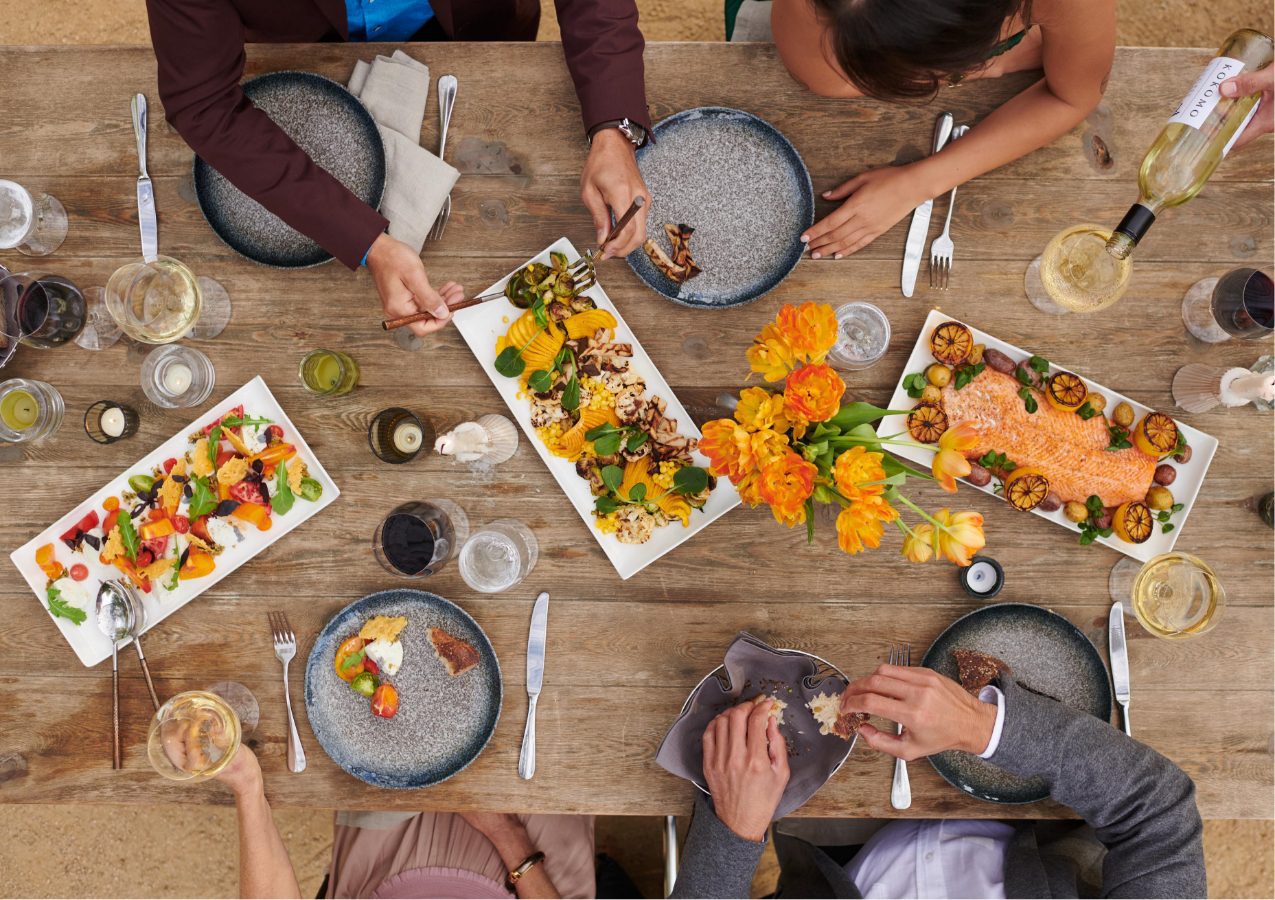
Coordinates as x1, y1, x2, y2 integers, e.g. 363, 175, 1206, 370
0, 43, 1271, 820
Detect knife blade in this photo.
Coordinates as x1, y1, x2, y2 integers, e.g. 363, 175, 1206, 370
519, 591, 549, 779
1109, 602, 1132, 736
901, 112, 954, 297
132, 93, 158, 263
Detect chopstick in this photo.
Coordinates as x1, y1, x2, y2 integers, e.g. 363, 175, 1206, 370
598, 195, 645, 254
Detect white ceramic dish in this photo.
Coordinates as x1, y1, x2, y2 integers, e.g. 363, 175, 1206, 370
10, 377, 340, 667
878, 309, 1218, 563
453, 237, 740, 580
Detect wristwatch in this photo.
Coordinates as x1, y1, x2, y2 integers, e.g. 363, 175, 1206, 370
588, 117, 647, 148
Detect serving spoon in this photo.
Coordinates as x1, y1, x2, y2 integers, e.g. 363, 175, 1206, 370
96, 581, 132, 769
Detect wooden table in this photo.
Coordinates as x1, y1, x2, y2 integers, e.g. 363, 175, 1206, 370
1, 43, 1271, 821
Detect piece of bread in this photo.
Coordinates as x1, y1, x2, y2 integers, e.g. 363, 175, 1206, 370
806, 691, 868, 741
427, 627, 480, 677
952, 648, 1011, 694
745, 693, 787, 725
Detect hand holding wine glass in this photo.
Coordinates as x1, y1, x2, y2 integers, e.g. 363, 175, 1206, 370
1221, 64, 1273, 151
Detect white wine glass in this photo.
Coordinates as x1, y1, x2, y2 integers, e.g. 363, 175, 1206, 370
1025, 224, 1132, 316
147, 684, 258, 782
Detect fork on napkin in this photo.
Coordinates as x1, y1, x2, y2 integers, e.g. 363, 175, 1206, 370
349, 51, 459, 253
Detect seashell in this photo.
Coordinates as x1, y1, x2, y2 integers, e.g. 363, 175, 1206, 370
434, 415, 519, 465
476, 414, 519, 464
1172, 364, 1227, 414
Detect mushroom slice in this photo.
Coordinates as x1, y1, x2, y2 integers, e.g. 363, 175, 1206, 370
643, 238, 688, 283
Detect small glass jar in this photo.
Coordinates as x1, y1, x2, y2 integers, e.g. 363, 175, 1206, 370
85, 400, 140, 444
0, 378, 63, 442
369, 407, 431, 464
826, 302, 891, 371
140, 345, 216, 409
300, 349, 359, 396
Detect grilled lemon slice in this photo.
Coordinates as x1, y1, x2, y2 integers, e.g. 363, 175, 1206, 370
1112, 501, 1154, 544
1133, 412, 1179, 457
929, 321, 974, 366
907, 404, 948, 443
1004, 468, 1050, 512
1046, 371, 1088, 412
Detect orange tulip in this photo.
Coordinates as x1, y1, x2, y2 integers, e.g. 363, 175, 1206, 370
699, 420, 757, 483
774, 302, 839, 364
757, 452, 816, 528
933, 508, 986, 567
835, 497, 897, 555
746, 324, 798, 382
833, 446, 887, 502
784, 363, 846, 423
931, 421, 978, 493
751, 428, 791, 469
734, 386, 794, 434
901, 523, 935, 563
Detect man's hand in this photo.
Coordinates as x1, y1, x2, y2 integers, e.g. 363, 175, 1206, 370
580, 129, 650, 260
802, 165, 927, 260
841, 664, 997, 762
1221, 64, 1274, 151
215, 744, 264, 800
701, 700, 790, 842
366, 233, 465, 337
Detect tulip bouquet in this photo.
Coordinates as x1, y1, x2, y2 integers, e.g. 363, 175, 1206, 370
700, 302, 987, 566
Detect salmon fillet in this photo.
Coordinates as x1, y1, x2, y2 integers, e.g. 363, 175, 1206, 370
940, 369, 1156, 505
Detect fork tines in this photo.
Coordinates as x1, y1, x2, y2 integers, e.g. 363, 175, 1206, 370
429, 197, 452, 241
929, 257, 951, 290
888, 642, 912, 667
268, 610, 296, 649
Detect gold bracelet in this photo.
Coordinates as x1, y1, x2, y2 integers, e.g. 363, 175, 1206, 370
505, 851, 546, 893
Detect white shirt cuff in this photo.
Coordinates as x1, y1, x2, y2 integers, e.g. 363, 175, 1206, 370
977, 685, 1006, 759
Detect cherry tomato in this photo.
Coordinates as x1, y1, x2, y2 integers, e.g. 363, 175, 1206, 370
230, 481, 267, 506
163, 458, 178, 474
363, 657, 380, 676
135, 548, 155, 568
103, 509, 120, 533
264, 424, 284, 444
215, 450, 236, 469
334, 636, 367, 682
171, 515, 190, 534
70, 564, 89, 581
371, 684, 399, 719
103, 496, 120, 512
142, 535, 170, 558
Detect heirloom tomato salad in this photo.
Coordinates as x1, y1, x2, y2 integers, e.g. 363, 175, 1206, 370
34, 405, 325, 626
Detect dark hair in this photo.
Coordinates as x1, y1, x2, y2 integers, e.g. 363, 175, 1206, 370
809, 0, 1031, 101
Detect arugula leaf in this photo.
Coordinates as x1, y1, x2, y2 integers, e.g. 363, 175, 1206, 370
629, 483, 647, 503
117, 512, 140, 561
673, 466, 710, 495
601, 465, 624, 493
1017, 386, 1038, 414
1085, 495, 1106, 518
527, 370, 553, 393
1163, 431, 1187, 461
1171, 502, 1184, 513
561, 376, 580, 413
495, 346, 526, 378
1029, 355, 1050, 374
219, 415, 273, 428
553, 345, 572, 370
593, 432, 623, 456
625, 431, 649, 452
1076, 401, 1100, 420
164, 552, 182, 591
953, 362, 985, 390
187, 476, 217, 518
208, 425, 222, 468
271, 460, 295, 515
1015, 367, 1034, 387
46, 583, 87, 625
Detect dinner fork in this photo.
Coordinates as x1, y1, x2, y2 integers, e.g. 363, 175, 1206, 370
268, 611, 306, 773
889, 642, 912, 810
928, 125, 969, 290
428, 75, 458, 241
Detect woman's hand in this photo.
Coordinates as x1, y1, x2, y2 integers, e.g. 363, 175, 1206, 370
366, 233, 465, 336
801, 165, 928, 259
701, 701, 790, 842
841, 664, 997, 761
1221, 64, 1274, 151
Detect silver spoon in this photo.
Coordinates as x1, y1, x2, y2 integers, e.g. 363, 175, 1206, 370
96, 581, 132, 769
110, 580, 160, 711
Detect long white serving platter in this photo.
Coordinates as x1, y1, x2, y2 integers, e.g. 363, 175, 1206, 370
877, 309, 1218, 563
11, 376, 340, 666
453, 237, 740, 580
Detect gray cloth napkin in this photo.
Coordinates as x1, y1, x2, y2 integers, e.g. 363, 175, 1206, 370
349, 50, 459, 253
655, 632, 852, 820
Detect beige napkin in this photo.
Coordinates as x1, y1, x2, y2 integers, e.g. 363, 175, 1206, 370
350, 50, 460, 253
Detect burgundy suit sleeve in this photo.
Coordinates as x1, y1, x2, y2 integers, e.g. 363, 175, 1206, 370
145, 0, 388, 269
553, 0, 651, 135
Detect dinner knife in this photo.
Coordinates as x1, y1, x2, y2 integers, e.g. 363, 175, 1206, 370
131, 93, 158, 263
518, 591, 550, 780
901, 112, 954, 297
1109, 602, 1132, 736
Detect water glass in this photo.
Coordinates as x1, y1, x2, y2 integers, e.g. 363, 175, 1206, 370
369, 407, 431, 464
459, 519, 539, 593
0, 378, 64, 443
0, 272, 87, 348
826, 302, 891, 371
300, 349, 359, 396
0, 179, 68, 256
84, 400, 140, 444
140, 345, 216, 409
373, 500, 469, 578
1181, 268, 1274, 343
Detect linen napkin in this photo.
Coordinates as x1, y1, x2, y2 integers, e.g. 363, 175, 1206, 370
349, 50, 460, 253
655, 632, 853, 820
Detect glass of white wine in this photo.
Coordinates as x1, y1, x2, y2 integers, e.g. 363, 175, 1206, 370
147, 685, 258, 782
106, 256, 203, 344
1116, 552, 1225, 640
1025, 224, 1132, 315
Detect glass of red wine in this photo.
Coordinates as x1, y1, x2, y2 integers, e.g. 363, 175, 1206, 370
1182, 268, 1274, 343
0, 272, 87, 349
373, 500, 469, 578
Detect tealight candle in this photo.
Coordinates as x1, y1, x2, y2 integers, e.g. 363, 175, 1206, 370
392, 421, 423, 455
100, 405, 126, 438
163, 362, 193, 396
368, 407, 430, 464
960, 556, 1004, 599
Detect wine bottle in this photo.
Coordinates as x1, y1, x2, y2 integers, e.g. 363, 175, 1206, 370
1108, 28, 1274, 259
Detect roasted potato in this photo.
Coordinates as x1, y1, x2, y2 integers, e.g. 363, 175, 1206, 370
968, 343, 986, 365
925, 364, 952, 388
1146, 486, 1175, 510
1084, 392, 1107, 413
983, 348, 1016, 374
1154, 464, 1177, 486
966, 464, 992, 487
1173, 444, 1193, 464
1112, 402, 1135, 428
1039, 492, 1063, 512
920, 385, 944, 405
1064, 501, 1089, 523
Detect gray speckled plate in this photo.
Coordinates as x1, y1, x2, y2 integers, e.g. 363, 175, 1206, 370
627, 107, 813, 308
194, 71, 386, 268
304, 589, 501, 789
923, 603, 1112, 804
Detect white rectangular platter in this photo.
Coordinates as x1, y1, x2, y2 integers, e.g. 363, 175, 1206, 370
453, 237, 740, 580
10, 376, 340, 667
878, 309, 1218, 563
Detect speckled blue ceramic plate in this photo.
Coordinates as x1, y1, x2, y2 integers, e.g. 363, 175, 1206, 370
627, 107, 813, 309
923, 603, 1112, 804
194, 71, 385, 268
304, 589, 501, 789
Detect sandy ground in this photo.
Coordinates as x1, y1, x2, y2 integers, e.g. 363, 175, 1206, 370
2, 0, 1273, 897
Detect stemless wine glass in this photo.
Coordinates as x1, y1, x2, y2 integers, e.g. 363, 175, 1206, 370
459, 519, 539, 593
373, 500, 469, 578
0, 179, 68, 256
147, 685, 258, 783
1025, 224, 1132, 315
105, 256, 202, 344
0, 272, 87, 348
301, 349, 360, 396
1181, 268, 1274, 343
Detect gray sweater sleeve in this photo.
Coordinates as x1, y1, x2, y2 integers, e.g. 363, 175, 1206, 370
988, 678, 1206, 898
668, 794, 767, 899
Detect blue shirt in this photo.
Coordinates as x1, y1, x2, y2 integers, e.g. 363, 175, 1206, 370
345, 0, 434, 42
